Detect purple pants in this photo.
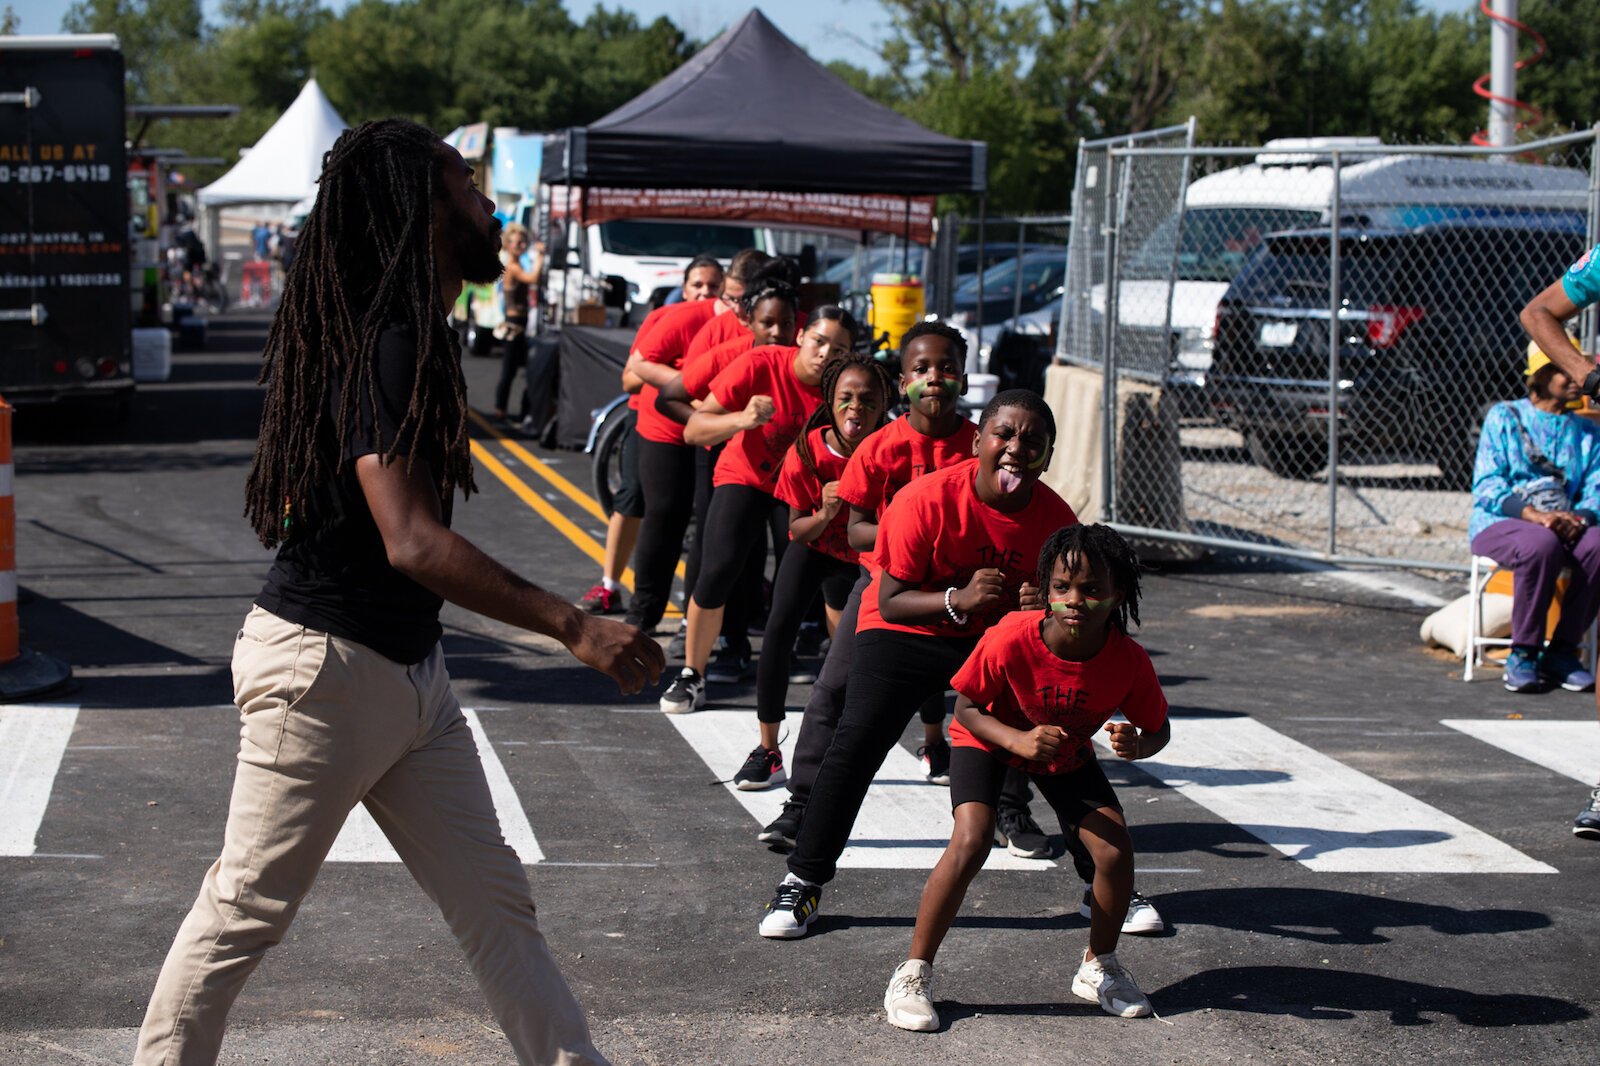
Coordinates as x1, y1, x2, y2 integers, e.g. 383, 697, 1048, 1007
1471, 521, 1600, 648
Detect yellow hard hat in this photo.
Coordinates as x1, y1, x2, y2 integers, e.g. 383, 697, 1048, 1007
1527, 334, 1582, 377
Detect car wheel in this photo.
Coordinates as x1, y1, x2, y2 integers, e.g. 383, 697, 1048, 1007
591, 405, 635, 518
1244, 429, 1326, 480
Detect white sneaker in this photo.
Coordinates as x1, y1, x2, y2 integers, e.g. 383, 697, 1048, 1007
1071, 949, 1152, 1018
758, 878, 821, 939
883, 959, 939, 1032
1079, 887, 1166, 935
658, 668, 705, 714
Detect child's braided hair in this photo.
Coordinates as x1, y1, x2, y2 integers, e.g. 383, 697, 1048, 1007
1036, 523, 1144, 633
794, 351, 897, 484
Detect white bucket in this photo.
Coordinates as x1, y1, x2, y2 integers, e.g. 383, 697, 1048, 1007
966, 372, 999, 406
132, 327, 172, 383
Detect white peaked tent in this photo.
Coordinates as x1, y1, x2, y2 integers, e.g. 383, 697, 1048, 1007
198, 79, 348, 207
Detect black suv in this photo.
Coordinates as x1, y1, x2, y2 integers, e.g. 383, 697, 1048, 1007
1207, 217, 1586, 488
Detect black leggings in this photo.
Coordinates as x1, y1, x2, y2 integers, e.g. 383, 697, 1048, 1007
786, 573, 946, 804
492, 320, 530, 415
788, 629, 975, 886
693, 483, 781, 611
755, 546, 858, 723
632, 438, 696, 629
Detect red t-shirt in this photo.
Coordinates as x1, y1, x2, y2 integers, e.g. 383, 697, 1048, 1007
774, 426, 857, 564
949, 614, 1167, 775
682, 335, 755, 402
626, 305, 673, 413
634, 300, 720, 445
687, 308, 748, 362
857, 458, 1079, 639
707, 345, 821, 491
836, 415, 978, 521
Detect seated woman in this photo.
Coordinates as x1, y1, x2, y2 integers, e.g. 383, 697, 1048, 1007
1470, 341, 1600, 693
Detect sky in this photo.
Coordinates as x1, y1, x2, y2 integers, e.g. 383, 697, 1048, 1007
8, 0, 1475, 73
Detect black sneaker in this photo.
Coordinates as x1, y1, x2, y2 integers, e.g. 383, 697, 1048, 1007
1574, 787, 1600, 839
666, 625, 686, 662
793, 623, 826, 658
918, 740, 952, 786
733, 746, 786, 791
705, 649, 753, 683
658, 668, 705, 714
759, 799, 806, 848
758, 878, 821, 939
995, 807, 1051, 859
788, 662, 818, 684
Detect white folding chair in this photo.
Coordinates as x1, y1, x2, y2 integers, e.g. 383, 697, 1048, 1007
1465, 554, 1600, 681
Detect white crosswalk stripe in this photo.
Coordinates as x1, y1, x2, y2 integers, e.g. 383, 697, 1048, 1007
1441, 718, 1598, 786
1093, 716, 1555, 874
326, 708, 544, 865
663, 709, 1048, 871
0, 703, 79, 857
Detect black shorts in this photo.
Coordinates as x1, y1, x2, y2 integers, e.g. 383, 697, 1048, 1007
948, 745, 1121, 836
612, 421, 644, 519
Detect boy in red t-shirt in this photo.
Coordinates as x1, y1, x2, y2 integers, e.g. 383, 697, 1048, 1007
758, 322, 975, 848
658, 308, 858, 713
758, 389, 1077, 938
882, 524, 1169, 1029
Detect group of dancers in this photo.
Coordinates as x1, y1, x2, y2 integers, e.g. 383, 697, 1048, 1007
582, 249, 1174, 1027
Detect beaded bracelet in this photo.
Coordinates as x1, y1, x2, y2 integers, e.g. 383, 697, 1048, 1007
944, 587, 969, 626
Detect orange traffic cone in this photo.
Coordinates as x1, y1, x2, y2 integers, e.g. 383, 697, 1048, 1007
0, 397, 72, 701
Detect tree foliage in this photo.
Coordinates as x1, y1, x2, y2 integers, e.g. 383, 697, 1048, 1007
47, 0, 1600, 211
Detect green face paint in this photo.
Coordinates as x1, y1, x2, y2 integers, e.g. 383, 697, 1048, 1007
1026, 449, 1049, 470
836, 399, 853, 412
905, 377, 961, 404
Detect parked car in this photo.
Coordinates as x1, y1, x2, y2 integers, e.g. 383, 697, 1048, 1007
1206, 217, 1587, 488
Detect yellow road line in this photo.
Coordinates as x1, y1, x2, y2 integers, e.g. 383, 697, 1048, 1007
468, 433, 684, 615
469, 409, 606, 523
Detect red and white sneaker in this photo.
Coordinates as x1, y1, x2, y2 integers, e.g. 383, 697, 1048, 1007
579, 583, 624, 615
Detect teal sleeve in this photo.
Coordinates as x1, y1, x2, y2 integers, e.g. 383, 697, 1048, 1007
1561, 243, 1600, 309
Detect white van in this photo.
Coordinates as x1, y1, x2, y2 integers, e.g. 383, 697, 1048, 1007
546, 218, 773, 325
1096, 138, 1590, 401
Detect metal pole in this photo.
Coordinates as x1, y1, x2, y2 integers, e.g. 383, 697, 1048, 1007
559, 183, 572, 326
974, 195, 986, 374
1101, 151, 1124, 523
901, 197, 912, 275
1586, 125, 1600, 354
1489, 0, 1519, 150
1327, 150, 1342, 557
1011, 220, 1026, 329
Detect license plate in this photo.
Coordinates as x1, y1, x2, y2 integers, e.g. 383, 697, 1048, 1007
1259, 320, 1298, 347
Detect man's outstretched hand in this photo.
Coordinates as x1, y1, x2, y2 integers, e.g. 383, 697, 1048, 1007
569, 615, 666, 695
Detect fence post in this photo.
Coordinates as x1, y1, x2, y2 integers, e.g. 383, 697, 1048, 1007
1586, 126, 1600, 354
1326, 150, 1343, 558
0, 396, 72, 701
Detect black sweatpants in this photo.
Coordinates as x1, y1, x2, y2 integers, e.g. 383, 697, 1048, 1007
694, 483, 780, 611
788, 629, 975, 886
754, 545, 858, 723
632, 438, 696, 630
786, 573, 946, 805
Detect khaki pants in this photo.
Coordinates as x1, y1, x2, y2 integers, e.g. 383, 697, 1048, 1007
134, 607, 608, 1066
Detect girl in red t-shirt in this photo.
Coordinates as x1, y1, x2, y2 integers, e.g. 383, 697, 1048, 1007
658, 307, 859, 715
731, 354, 900, 790
882, 524, 1171, 1031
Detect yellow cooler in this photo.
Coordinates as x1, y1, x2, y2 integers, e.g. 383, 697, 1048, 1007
869, 273, 925, 352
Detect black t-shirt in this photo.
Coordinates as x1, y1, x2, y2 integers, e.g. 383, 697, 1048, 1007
255, 325, 453, 663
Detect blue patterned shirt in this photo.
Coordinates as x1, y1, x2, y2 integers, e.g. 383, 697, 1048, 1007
1470, 398, 1600, 542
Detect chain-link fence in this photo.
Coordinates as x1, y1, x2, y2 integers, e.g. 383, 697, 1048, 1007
1059, 129, 1600, 571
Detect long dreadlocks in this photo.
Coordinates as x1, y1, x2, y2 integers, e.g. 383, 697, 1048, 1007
794, 348, 898, 485
244, 118, 477, 548
1036, 523, 1144, 633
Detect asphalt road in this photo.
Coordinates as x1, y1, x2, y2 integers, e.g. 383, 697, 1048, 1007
2, 312, 1598, 1065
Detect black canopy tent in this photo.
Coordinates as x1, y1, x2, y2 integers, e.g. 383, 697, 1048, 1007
540, 9, 986, 196
541, 9, 989, 448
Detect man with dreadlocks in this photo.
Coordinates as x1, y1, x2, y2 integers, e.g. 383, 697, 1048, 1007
134, 119, 660, 1066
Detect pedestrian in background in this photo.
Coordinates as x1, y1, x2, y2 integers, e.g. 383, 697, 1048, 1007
133, 118, 661, 1066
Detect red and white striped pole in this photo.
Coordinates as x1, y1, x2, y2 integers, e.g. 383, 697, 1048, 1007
0, 396, 70, 699
0, 396, 17, 664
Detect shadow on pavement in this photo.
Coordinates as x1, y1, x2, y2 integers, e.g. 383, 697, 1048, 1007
1153, 887, 1550, 944
1127, 821, 1458, 863
1152, 964, 1586, 1026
